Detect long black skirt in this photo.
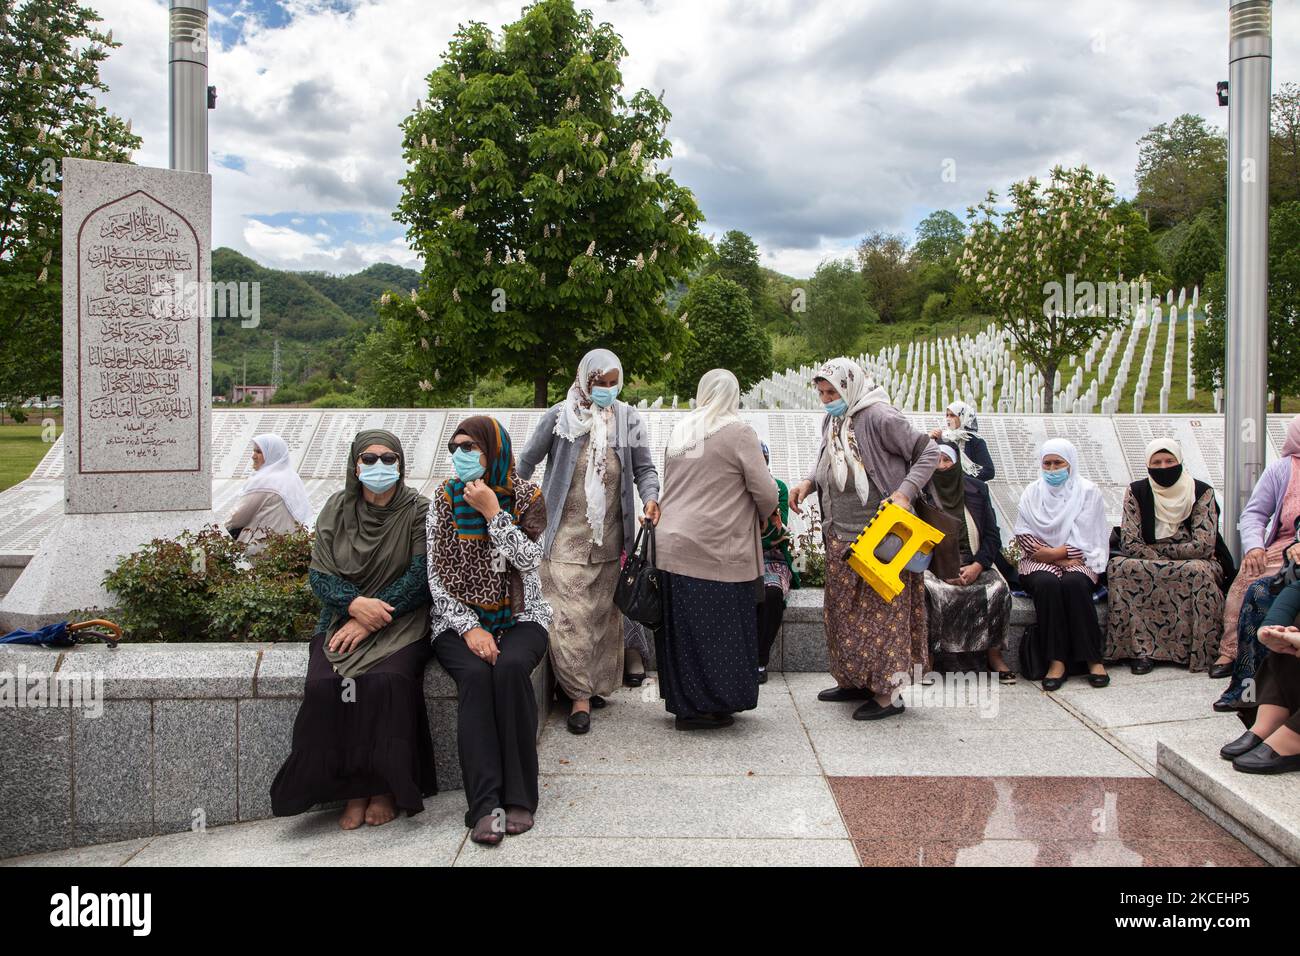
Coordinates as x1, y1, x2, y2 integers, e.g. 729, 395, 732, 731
653, 571, 761, 719
270, 632, 438, 817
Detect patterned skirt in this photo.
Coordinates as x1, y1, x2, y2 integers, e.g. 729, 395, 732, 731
541, 558, 624, 700
823, 530, 929, 695
924, 567, 1011, 671
1215, 575, 1276, 719
1104, 556, 1224, 671
653, 572, 761, 719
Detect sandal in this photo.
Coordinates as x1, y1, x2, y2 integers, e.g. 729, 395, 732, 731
996, 670, 1016, 685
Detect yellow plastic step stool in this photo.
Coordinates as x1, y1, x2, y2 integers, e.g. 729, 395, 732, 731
846, 500, 946, 602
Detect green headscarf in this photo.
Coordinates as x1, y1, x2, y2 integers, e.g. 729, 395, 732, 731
311, 428, 430, 677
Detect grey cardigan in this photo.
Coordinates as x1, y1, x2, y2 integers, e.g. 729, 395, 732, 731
517, 401, 661, 558
804, 402, 939, 506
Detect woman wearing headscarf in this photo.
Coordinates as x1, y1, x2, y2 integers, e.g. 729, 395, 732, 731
653, 369, 778, 730
428, 416, 551, 846
789, 357, 938, 721
929, 400, 995, 481
924, 443, 1013, 680
1105, 438, 1224, 674
225, 434, 313, 555
1013, 439, 1111, 690
1220, 580, 1300, 774
517, 348, 660, 734
1213, 414, 1300, 677
757, 441, 800, 683
270, 430, 435, 830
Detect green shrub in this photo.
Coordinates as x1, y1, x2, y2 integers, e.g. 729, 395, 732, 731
104, 525, 317, 642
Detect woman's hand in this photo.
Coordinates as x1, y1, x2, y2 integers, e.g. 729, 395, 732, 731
929, 427, 943, 440
1242, 547, 1268, 578
464, 479, 501, 520
1032, 545, 1067, 564
958, 562, 983, 586
789, 479, 814, 515
1287, 541, 1300, 564
1258, 625, 1300, 655
642, 500, 661, 526
328, 618, 371, 655
464, 626, 499, 664
887, 490, 911, 510
349, 596, 394, 631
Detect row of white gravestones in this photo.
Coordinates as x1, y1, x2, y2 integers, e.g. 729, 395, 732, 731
0, 158, 214, 630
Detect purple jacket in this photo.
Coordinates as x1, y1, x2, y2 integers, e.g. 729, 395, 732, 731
1239, 457, 1298, 553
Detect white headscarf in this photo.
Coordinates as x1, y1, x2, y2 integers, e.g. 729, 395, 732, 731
943, 400, 983, 478
1014, 438, 1109, 573
666, 368, 742, 458
1145, 436, 1196, 539
815, 357, 890, 507
554, 348, 623, 545
239, 433, 313, 526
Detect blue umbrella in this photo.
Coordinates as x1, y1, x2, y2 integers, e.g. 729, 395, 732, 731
0, 619, 121, 649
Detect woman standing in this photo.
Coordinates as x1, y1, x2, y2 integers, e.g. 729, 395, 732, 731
757, 441, 800, 683
225, 433, 313, 554
1214, 414, 1300, 677
517, 348, 660, 734
653, 369, 777, 730
1013, 439, 1110, 691
271, 430, 436, 830
428, 416, 551, 846
789, 357, 938, 721
924, 444, 1013, 679
929, 400, 995, 481
1105, 438, 1224, 673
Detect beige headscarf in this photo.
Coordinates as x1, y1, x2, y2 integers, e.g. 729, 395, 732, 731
1146, 436, 1195, 539
554, 348, 623, 545
814, 357, 890, 507
666, 368, 742, 458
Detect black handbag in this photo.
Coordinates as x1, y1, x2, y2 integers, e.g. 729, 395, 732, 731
614, 521, 663, 629
1018, 623, 1047, 681
913, 493, 963, 581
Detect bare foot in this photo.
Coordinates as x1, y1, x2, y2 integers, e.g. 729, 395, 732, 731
1088, 661, 1107, 677
988, 647, 1009, 672
570, 697, 591, 716
365, 794, 397, 826
505, 805, 534, 835
1045, 660, 1066, 679
1214, 656, 1233, 667
339, 798, 367, 830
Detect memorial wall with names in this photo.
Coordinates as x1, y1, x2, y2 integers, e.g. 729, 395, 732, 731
1, 410, 1293, 557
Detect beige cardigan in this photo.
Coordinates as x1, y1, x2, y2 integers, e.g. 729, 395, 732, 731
654, 421, 778, 583
226, 489, 300, 555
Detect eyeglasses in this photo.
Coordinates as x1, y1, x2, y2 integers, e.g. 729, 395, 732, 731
358, 452, 400, 465
448, 440, 482, 454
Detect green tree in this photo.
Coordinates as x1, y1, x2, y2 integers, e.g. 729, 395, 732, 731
1172, 217, 1222, 293
712, 229, 762, 301
855, 230, 914, 324
799, 257, 875, 358
912, 209, 964, 263
353, 318, 434, 408
1272, 83, 1300, 208
1112, 200, 1167, 287
384, 0, 710, 408
960, 165, 1128, 412
671, 274, 770, 396
1134, 113, 1226, 230
1193, 201, 1300, 411
0, 0, 141, 409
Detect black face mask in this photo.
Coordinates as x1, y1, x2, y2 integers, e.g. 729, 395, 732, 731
1148, 463, 1183, 488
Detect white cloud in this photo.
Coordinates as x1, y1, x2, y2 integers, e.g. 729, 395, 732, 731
88, 0, 1300, 277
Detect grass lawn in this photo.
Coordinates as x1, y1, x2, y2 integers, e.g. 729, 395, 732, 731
0, 422, 60, 491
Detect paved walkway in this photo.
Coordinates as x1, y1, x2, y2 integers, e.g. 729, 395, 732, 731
3, 667, 1265, 866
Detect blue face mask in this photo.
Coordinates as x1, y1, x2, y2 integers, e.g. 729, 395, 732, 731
1042, 467, 1069, 486
824, 398, 848, 417
358, 462, 400, 493
451, 448, 486, 483
591, 385, 619, 408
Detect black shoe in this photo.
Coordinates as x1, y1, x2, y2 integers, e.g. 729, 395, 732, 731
566, 711, 591, 735
996, 670, 1017, 685
1130, 658, 1154, 675
1088, 672, 1110, 688
757, 667, 768, 685
623, 672, 645, 688
1220, 731, 1263, 760
589, 695, 607, 710
1042, 673, 1068, 691
852, 699, 905, 721
817, 685, 872, 702
1208, 661, 1234, 679
1232, 742, 1300, 774
675, 713, 735, 731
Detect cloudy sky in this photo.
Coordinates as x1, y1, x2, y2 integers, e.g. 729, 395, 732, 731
87, 0, 1300, 278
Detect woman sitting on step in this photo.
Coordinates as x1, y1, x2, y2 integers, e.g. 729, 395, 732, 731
1013, 439, 1110, 691
1104, 438, 1225, 674
427, 416, 552, 847
225, 433, 313, 556
1220, 577, 1300, 775
270, 429, 437, 830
